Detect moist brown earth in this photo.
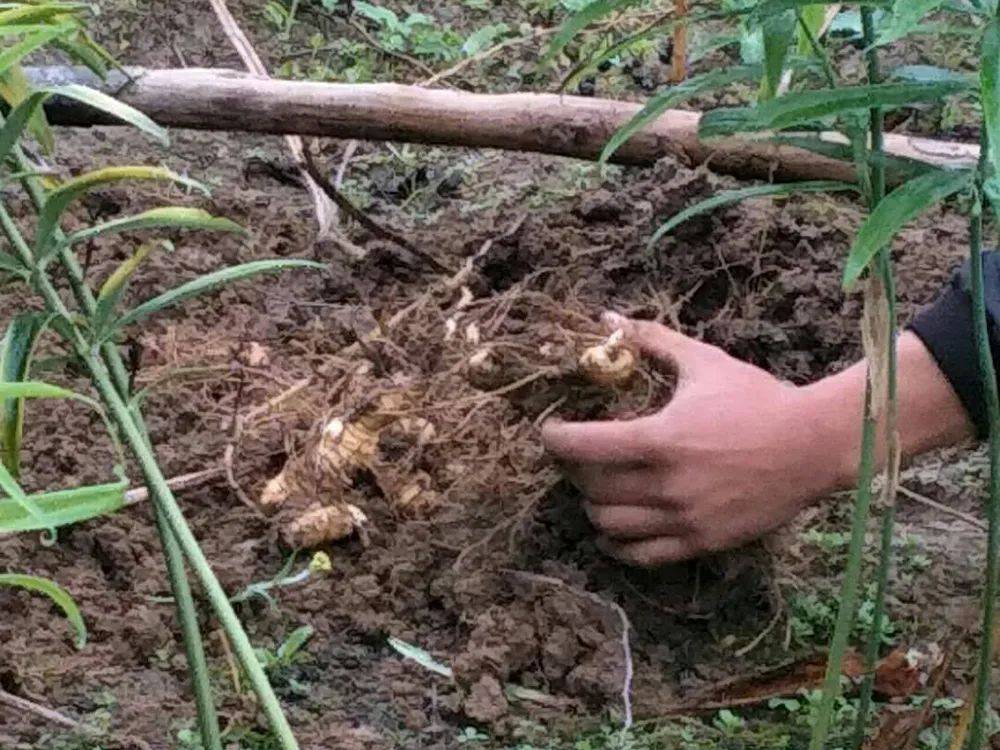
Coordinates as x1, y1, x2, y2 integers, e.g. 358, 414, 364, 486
0, 3, 983, 749
0, 123, 973, 748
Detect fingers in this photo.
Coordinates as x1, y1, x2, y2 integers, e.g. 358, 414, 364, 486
602, 311, 716, 377
597, 535, 698, 567
584, 502, 690, 540
541, 416, 661, 465
564, 465, 667, 506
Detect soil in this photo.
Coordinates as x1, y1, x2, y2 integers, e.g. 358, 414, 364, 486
0, 2, 989, 750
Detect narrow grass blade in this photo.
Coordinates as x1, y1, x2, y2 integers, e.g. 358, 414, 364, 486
760, 10, 796, 99
0, 83, 167, 166
0, 380, 87, 401
700, 80, 971, 137
115, 260, 325, 330
1, 313, 46, 477
0, 22, 77, 77
62, 207, 246, 248
541, 0, 644, 66
93, 239, 173, 335
982, 17, 1000, 185
0, 480, 125, 533
0, 4, 90, 27
35, 167, 206, 255
842, 169, 972, 288
0, 573, 86, 648
649, 181, 856, 246
0, 460, 53, 538
0, 64, 52, 152
601, 66, 759, 163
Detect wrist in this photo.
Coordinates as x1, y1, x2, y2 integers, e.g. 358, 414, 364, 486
795, 373, 867, 494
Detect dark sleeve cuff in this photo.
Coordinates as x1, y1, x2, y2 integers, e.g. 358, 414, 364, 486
908, 251, 1000, 440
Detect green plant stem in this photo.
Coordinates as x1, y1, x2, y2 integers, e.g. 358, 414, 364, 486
285, 0, 300, 36
812, 9, 897, 748
809, 405, 878, 750
85, 355, 299, 749
5, 146, 225, 750
967, 172, 1000, 750
795, 9, 838, 88
154, 509, 223, 749
851, 10, 899, 747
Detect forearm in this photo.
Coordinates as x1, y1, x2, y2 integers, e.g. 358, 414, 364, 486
801, 331, 975, 492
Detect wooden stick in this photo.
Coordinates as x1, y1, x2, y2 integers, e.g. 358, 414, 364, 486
670, 0, 688, 83
0, 688, 86, 732
29, 66, 980, 183
124, 467, 226, 506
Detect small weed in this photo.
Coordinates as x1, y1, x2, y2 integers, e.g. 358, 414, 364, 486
801, 528, 851, 553
456, 726, 490, 745
255, 624, 315, 674
712, 709, 745, 735
789, 584, 896, 647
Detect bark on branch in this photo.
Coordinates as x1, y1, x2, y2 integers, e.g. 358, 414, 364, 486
27, 66, 979, 183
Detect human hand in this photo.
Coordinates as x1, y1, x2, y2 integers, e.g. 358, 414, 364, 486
541, 313, 849, 566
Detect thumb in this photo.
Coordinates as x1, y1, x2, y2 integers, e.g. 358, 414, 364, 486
601, 311, 713, 377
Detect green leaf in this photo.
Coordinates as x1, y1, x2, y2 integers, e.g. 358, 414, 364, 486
0, 480, 125, 534
61, 207, 246, 249
796, 4, 832, 56
542, 0, 644, 66
601, 66, 760, 163
842, 169, 972, 288
875, 0, 945, 46
461, 22, 509, 56
276, 625, 314, 662
700, 80, 971, 137
115, 260, 325, 330
92, 239, 173, 335
760, 10, 796, 100
0, 380, 85, 401
0, 4, 91, 27
0, 84, 169, 165
35, 167, 206, 256
981, 17, 1000, 185
0, 460, 53, 538
0, 64, 53, 153
0, 22, 77, 77
1, 313, 46, 478
353, 0, 400, 28
0, 251, 25, 276
0, 573, 86, 649
649, 181, 857, 247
